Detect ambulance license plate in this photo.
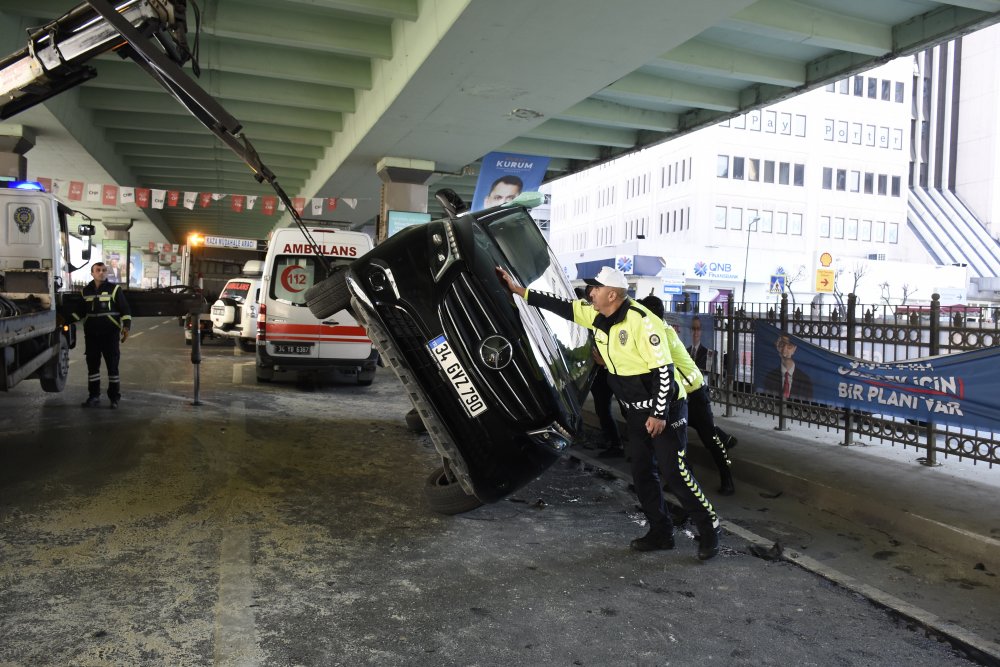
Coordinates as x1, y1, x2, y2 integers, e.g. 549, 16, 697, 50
273, 343, 313, 355
428, 334, 487, 417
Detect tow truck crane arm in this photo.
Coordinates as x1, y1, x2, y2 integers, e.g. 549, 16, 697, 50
0, 0, 317, 256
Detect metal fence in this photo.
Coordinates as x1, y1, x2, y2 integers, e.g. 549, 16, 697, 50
703, 293, 1000, 469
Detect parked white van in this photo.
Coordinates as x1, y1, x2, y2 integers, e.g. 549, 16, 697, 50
210, 260, 263, 352
257, 226, 377, 384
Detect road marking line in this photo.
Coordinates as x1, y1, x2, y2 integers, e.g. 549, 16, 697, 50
232, 362, 254, 385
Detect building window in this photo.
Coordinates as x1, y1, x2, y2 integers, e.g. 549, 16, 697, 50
822, 167, 833, 190
867, 77, 877, 98
714, 206, 727, 229
849, 170, 860, 193
717, 155, 729, 178
861, 219, 872, 242
854, 76, 864, 96
820, 216, 831, 238
864, 172, 874, 194
778, 162, 790, 185
839, 79, 849, 94
891, 175, 901, 197
779, 112, 791, 135
793, 114, 806, 136
823, 119, 834, 141
837, 120, 848, 142
764, 160, 775, 183
748, 158, 759, 182
790, 213, 803, 235
760, 210, 773, 233
836, 169, 846, 191
874, 221, 885, 242
895, 81, 904, 102
733, 115, 746, 129
878, 174, 888, 195
847, 218, 858, 240
793, 163, 805, 187
826, 83, 836, 92
888, 222, 899, 244
833, 217, 845, 239
776, 211, 788, 234
881, 79, 891, 101
733, 156, 745, 180
730, 207, 743, 231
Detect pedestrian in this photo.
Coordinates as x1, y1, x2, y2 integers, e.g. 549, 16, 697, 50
584, 285, 624, 459
497, 266, 720, 560
74, 262, 131, 408
639, 296, 737, 496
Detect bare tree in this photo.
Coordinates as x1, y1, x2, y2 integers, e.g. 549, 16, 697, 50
850, 262, 869, 295
901, 283, 917, 305
784, 265, 806, 306
879, 281, 892, 305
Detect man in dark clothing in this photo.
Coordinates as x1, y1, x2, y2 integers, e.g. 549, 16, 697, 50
74, 262, 131, 408
498, 265, 720, 560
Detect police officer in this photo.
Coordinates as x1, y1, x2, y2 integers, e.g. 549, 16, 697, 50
639, 296, 735, 496
497, 265, 720, 560
75, 262, 131, 409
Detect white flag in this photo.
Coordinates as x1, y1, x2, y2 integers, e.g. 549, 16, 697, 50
211, 193, 224, 201
152, 189, 166, 209
183, 192, 197, 210
278, 200, 286, 211
119, 187, 135, 204
247, 196, 258, 210
342, 198, 358, 209
311, 198, 323, 215
86, 183, 102, 202
53, 179, 68, 195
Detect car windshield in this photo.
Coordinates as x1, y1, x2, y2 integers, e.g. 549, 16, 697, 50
220, 280, 252, 302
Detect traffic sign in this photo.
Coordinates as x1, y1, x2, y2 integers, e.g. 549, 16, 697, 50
815, 269, 835, 293
769, 275, 785, 294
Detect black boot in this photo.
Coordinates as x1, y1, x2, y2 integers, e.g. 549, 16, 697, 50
696, 521, 721, 561
718, 466, 735, 496
630, 526, 675, 551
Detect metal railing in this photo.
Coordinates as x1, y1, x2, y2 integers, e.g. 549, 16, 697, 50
702, 293, 1000, 468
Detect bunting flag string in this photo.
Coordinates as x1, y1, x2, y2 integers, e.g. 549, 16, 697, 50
33, 176, 364, 215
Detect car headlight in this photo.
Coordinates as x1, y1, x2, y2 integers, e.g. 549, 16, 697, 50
429, 220, 460, 282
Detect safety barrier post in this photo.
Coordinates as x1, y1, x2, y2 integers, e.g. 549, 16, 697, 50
922, 293, 941, 465
777, 293, 789, 431
190, 306, 203, 407
843, 293, 857, 446
725, 294, 735, 417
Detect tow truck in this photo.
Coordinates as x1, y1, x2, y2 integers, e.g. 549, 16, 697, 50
0, 0, 316, 392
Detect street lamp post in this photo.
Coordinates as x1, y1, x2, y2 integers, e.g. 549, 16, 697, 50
740, 217, 760, 308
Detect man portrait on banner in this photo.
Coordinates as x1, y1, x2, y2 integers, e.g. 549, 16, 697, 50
763, 333, 814, 401
481, 175, 523, 209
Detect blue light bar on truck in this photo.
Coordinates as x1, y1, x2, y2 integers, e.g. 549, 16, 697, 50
1, 180, 45, 191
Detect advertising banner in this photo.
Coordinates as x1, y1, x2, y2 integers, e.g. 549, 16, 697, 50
101, 239, 129, 284
472, 152, 550, 211
753, 323, 1000, 430
664, 313, 717, 376
387, 210, 431, 237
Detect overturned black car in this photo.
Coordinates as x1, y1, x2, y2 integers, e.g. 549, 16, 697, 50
307, 192, 594, 513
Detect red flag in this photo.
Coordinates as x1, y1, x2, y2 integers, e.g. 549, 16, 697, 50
326, 197, 338, 211
262, 196, 276, 215
37, 177, 52, 192
102, 184, 119, 206
163, 243, 173, 253
198, 192, 212, 208
292, 197, 305, 214
135, 188, 150, 208
230, 195, 246, 213
68, 181, 84, 201
167, 191, 180, 207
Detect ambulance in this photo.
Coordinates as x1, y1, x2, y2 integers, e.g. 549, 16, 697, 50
256, 226, 377, 384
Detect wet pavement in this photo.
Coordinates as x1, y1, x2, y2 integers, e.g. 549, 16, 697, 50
0, 317, 995, 665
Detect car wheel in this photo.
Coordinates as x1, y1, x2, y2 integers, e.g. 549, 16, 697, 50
424, 466, 483, 515
404, 407, 427, 433
304, 266, 350, 319
39, 333, 70, 392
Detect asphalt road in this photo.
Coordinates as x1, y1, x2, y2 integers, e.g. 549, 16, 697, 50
0, 317, 984, 666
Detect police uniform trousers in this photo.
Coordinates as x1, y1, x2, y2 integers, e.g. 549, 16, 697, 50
84, 318, 122, 401
623, 399, 716, 531
590, 367, 621, 449
686, 386, 732, 474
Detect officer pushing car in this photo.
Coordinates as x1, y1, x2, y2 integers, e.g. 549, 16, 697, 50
496, 265, 721, 560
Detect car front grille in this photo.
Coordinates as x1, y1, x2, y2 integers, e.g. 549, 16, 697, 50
440, 274, 549, 423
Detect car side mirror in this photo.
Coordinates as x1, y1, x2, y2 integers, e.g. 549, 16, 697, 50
78, 224, 95, 236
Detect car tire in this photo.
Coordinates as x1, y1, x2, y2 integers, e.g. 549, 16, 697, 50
39, 333, 70, 393
424, 466, 483, 515
404, 407, 427, 433
304, 266, 350, 319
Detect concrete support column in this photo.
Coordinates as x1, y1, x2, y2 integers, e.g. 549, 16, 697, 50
375, 157, 434, 242
0, 125, 36, 181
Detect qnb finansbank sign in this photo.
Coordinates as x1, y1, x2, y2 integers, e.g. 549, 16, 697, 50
203, 235, 266, 251
692, 260, 740, 281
